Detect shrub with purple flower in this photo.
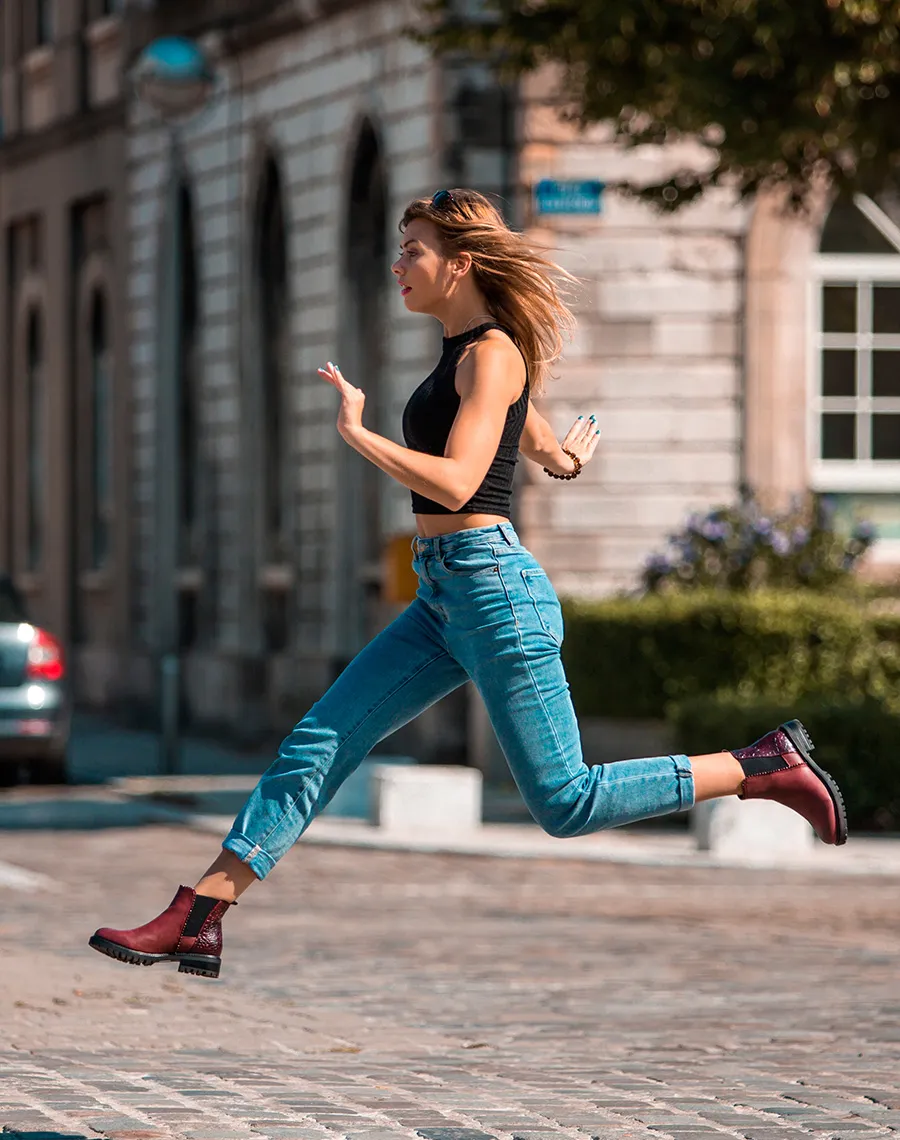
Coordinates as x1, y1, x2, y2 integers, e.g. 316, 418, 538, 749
642, 491, 876, 592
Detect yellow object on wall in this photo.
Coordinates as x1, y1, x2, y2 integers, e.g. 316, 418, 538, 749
382, 534, 420, 605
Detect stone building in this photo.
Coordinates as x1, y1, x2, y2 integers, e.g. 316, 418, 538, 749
0, 0, 129, 704
122, 0, 900, 755
122, 0, 519, 756
5, 0, 899, 763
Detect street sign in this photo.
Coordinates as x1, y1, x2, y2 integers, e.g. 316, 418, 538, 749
534, 179, 605, 215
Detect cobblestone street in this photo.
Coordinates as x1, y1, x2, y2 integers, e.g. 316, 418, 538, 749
1, 824, 898, 1140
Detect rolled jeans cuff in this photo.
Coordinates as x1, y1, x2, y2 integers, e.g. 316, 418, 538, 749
673, 754, 695, 812
222, 828, 277, 881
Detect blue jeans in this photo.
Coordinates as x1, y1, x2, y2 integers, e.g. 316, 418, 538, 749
223, 522, 694, 879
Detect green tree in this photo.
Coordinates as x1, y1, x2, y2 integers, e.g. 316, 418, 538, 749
415, 0, 900, 210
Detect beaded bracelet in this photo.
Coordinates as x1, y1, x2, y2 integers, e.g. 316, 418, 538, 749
543, 447, 583, 480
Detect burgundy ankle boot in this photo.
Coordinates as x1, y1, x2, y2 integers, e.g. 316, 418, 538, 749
89, 886, 235, 978
729, 719, 848, 846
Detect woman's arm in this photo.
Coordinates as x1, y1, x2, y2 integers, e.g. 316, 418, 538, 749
327, 338, 524, 511
336, 429, 471, 511
519, 401, 577, 476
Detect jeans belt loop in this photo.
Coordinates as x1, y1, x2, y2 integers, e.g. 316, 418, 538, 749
498, 523, 515, 546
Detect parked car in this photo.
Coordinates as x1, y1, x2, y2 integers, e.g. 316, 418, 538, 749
0, 574, 70, 784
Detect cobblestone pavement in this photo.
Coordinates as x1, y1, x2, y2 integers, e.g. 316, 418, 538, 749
0, 825, 897, 1140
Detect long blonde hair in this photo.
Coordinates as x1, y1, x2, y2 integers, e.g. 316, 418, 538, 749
399, 190, 579, 396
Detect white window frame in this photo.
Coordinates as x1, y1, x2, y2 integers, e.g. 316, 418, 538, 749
809, 194, 900, 492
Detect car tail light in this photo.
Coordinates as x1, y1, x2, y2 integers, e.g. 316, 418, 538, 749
25, 628, 65, 682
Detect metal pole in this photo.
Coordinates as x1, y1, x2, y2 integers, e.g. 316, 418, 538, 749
156, 126, 183, 776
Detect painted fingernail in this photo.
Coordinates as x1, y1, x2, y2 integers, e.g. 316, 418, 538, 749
589, 414, 596, 421
595, 429, 601, 436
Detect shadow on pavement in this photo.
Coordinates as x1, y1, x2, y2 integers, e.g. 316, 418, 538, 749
1, 1133, 92, 1139
68, 711, 271, 785
0, 792, 186, 830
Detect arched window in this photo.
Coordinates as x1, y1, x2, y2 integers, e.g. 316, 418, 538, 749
89, 289, 112, 568
335, 120, 388, 660
812, 193, 900, 486
174, 179, 201, 652
255, 154, 288, 553
36, 0, 54, 46
25, 309, 43, 571
177, 180, 199, 542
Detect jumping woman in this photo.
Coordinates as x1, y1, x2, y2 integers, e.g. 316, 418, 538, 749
90, 188, 847, 979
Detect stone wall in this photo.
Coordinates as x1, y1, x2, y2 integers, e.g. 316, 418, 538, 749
126, 0, 442, 730
516, 71, 747, 596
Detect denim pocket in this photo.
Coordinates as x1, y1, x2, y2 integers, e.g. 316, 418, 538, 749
440, 545, 500, 578
520, 567, 564, 647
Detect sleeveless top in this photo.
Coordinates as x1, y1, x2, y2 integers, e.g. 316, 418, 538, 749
401, 322, 530, 516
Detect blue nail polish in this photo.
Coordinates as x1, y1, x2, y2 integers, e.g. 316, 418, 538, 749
595, 429, 601, 436
577, 415, 583, 420
590, 415, 596, 421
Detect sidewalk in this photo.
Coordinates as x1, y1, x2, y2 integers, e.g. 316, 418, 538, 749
7, 712, 897, 877
110, 772, 900, 877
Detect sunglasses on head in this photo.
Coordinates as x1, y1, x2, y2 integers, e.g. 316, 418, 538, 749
430, 189, 455, 209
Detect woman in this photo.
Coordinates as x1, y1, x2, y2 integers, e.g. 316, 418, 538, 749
90, 189, 847, 979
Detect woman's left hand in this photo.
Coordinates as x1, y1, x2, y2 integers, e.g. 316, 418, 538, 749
318, 361, 366, 439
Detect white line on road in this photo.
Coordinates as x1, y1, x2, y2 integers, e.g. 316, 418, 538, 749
0, 858, 55, 891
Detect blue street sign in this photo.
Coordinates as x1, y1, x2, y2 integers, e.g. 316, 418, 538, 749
534, 179, 605, 215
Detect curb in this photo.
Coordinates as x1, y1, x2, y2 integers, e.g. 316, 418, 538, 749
175, 807, 900, 878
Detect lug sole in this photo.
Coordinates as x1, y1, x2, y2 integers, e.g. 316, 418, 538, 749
88, 934, 221, 978
780, 718, 849, 846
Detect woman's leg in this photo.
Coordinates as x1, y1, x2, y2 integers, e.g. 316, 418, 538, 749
89, 598, 468, 973
445, 565, 698, 837
206, 597, 468, 889
451, 561, 839, 842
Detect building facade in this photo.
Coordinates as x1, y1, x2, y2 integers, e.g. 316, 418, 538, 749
4, 0, 899, 762
113, 0, 900, 752
0, 0, 129, 706
123, 0, 517, 756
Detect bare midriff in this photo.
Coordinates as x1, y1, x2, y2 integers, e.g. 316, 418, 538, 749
415, 512, 510, 539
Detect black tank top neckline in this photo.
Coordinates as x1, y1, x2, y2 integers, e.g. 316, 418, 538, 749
401, 320, 530, 517
441, 320, 501, 348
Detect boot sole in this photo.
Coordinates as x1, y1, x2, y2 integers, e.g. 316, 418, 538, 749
88, 934, 221, 978
780, 719, 849, 846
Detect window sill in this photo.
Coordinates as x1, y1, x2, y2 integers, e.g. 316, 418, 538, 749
258, 564, 295, 591
15, 572, 42, 595
175, 566, 204, 591
811, 462, 900, 493
22, 45, 54, 79
85, 14, 121, 49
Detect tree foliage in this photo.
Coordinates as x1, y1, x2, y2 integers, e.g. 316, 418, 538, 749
414, 0, 900, 210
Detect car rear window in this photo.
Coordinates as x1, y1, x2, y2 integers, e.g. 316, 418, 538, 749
0, 576, 27, 622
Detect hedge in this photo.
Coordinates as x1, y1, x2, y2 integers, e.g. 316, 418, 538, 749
560, 590, 900, 720
668, 691, 900, 832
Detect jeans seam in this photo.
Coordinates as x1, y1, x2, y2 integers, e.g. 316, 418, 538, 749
254, 648, 451, 854
494, 562, 571, 780
519, 569, 563, 648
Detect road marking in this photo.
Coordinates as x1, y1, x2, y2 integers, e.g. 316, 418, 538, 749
0, 858, 54, 891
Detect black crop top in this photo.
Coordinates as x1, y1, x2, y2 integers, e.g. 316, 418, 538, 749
401, 322, 529, 516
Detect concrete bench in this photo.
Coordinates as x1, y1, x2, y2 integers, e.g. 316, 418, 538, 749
693, 797, 815, 862
321, 755, 415, 819
371, 764, 482, 833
